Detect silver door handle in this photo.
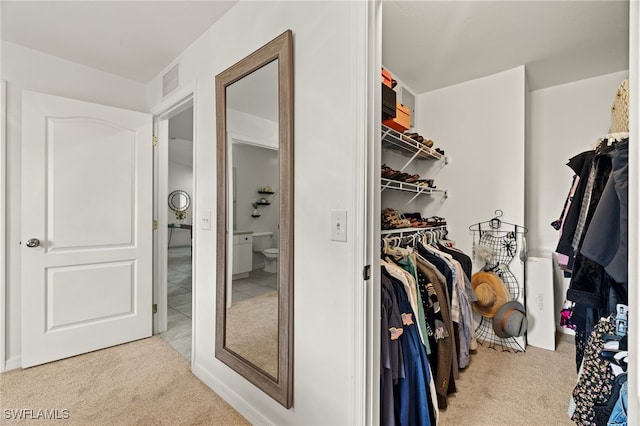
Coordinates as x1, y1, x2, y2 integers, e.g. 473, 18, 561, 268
26, 238, 40, 248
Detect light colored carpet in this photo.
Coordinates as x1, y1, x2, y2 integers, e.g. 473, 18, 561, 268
438, 333, 577, 425
0, 336, 249, 425
226, 291, 278, 378
1, 327, 577, 425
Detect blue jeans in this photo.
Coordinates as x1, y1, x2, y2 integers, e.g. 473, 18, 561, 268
607, 380, 628, 426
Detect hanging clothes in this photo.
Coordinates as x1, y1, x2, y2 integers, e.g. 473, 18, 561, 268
569, 316, 617, 425
562, 137, 627, 368
419, 242, 474, 369
382, 265, 436, 426
555, 150, 597, 270
380, 229, 476, 418
380, 263, 406, 426
581, 139, 629, 285
415, 258, 456, 409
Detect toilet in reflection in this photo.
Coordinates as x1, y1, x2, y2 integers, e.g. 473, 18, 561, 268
252, 231, 278, 273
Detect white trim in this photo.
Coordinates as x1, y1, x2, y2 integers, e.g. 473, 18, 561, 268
627, 0, 638, 423
364, 1, 382, 424
1, 80, 6, 372
189, 87, 198, 369
229, 132, 277, 151
5, 356, 20, 372
151, 83, 197, 370
192, 363, 273, 426
351, 1, 382, 424
151, 84, 195, 119
350, 2, 367, 424
153, 118, 169, 335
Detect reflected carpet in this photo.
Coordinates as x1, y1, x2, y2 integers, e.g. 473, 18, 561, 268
226, 291, 278, 378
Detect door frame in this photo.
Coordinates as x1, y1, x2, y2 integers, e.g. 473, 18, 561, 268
1, 80, 6, 372
365, 3, 639, 424
150, 84, 196, 366
358, 1, 381, 424
628, 1, 639, 422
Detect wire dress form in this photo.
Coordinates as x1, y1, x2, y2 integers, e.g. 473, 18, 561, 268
470, 210, 528, 353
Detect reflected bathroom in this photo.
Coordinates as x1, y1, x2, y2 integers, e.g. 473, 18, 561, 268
230, 142, 280, 305
225, 140, 281, 378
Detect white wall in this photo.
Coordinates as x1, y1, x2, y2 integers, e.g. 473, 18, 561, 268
527, 70, 629, 333
227, 108, 278, 148
527, 71, 629, 256
146, 2, 365, 424
415, 67, 527, 345
415, 67, 526, 264
1, 41, 148, 369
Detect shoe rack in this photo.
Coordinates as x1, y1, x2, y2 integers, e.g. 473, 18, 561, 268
381, 124, 446, 163
381, 124, 449, 220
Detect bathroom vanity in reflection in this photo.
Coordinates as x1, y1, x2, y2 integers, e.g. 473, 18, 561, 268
232, 231, 253, 279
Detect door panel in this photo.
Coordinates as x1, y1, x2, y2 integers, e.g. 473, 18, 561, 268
46, 261, 135, 331
22, 91, 152, 368
48, 117, 135, 250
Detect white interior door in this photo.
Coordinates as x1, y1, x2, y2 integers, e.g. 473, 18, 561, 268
21, 90, 153, 368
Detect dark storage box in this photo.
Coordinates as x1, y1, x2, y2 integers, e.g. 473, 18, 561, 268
382, 83, 396, 121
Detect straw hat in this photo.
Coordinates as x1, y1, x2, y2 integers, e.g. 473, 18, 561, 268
493, 301, 528, 338
610, 79, 629, 133
471, 271, 510, 318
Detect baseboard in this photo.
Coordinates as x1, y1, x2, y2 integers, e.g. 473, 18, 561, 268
192, 362, 273, 426
557, 326, 576, 336
4, 355, 21, 371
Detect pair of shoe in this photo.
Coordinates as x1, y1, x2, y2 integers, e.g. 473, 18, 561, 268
402, 212, 431, 228
414, 179, 436, 189
403, 132, 434, 148
381, 164, 421, 184
427, 216, 447, 226
435, 148, 445, 155
382, 208, 411, 230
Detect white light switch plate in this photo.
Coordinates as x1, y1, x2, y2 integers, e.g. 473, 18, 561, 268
200, 210, 211, 230
331, 210, 347, 242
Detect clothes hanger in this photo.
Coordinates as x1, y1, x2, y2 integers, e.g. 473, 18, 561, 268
468, 209, 528, 235
411, 231, 421, 248
600, 131, 629, 143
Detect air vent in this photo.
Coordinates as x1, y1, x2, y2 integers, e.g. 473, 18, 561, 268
162, 64, 179, 97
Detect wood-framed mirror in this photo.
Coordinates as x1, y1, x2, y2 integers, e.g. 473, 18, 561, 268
215, 30, 293, 408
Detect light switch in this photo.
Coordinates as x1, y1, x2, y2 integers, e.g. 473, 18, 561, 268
200, 210, 211, 230
331, 210, 347, 242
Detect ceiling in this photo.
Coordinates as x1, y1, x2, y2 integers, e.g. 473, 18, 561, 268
1, 1, 238, 83
383, 0, 630, 93
1, 1, 630, 93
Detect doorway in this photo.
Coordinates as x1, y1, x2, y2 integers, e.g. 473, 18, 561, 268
160, 105, 194, 360
153, 95, 195, 362
373, 1, 633, 424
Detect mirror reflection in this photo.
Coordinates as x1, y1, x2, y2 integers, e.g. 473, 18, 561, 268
225, 60, 280, 377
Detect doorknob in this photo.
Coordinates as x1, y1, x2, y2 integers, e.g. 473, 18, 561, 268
26, 238, 40, 248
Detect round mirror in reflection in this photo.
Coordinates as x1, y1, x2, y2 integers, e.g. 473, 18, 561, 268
168, 190, 191, 212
